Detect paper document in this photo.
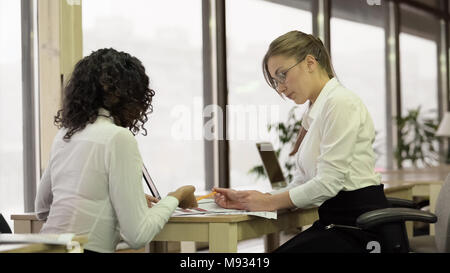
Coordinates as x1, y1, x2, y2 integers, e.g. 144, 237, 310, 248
0, 233, 82, 252
0, 233, 75, 245
172, 199, 277, 219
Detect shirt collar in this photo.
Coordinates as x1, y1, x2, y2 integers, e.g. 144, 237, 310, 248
302, 77, 339, 130
98, 108, 114, 122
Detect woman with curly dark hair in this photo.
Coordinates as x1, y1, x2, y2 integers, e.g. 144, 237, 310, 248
35, 48, 197, 253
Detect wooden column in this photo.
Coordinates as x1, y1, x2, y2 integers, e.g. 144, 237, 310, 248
37, 0, 82, 172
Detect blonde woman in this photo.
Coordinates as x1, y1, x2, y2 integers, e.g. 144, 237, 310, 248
213, 31, 389, 252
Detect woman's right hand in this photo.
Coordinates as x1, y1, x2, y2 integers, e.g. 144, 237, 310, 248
168, 185, 198, 209
212, 187, 247, 210
213, 187, 276, 211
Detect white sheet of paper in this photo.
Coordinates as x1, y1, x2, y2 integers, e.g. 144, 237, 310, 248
0, 233, 75, 245
172, 199, 277, 219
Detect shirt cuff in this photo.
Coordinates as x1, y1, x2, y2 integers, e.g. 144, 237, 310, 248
288, 182, 319, 209
270, 175, 305, 196
288, 186, 310, 208
154, 196, 179, 210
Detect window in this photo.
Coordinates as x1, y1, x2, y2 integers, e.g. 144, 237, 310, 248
330, 0, 387, 170
399, 4, 440, 168
226, 0, 312, 189
0, 0, 24, 229
399, 33, 438, 119
400, 4, 439, 120
83, 0, 204, 196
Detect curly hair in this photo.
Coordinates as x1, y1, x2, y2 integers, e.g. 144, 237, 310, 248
54, 48, 155, 141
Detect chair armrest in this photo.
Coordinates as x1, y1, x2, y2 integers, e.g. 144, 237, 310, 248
356, 208, 437, 230
387, 197, 417, 208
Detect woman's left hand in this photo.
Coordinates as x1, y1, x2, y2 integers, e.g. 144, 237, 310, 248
213, 187, 274, 212
145, 194, 160, 208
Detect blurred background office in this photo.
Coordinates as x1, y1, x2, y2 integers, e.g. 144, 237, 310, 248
1, 0, 449, 235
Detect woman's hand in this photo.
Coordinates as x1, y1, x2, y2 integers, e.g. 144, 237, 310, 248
168, 185, 198, 209
212, 187, 274, 212
145, 194, 160, 208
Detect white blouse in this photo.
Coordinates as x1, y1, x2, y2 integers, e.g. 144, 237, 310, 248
272, 78, 381, 208
35, 108, 179, 253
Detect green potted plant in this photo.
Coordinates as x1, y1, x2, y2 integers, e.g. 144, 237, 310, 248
394, 106, 439, 169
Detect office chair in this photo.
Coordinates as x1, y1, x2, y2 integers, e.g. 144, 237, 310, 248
356, 200, 437, 253
356, 173, 450, 253
0, 213, 12, 234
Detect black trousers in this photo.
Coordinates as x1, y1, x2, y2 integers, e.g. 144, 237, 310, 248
274, 185, 389, 253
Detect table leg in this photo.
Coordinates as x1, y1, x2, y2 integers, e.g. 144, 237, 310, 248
264, 232, 280, 253
385, 185, 414, 238
209, 223, 238, 253
13, 220, 32, 234
429, 184, 442, 236
149, 241, 168, 253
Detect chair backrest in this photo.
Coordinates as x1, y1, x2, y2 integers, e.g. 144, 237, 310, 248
434, 173, 450, 253
0, 213, 12, 233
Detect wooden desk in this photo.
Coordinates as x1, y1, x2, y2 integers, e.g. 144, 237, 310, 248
10, 209, 317, 253
0, 235, 88, 253
10, 184, 412, 253
381, 165, 450, 235
153, 208, 318, 252
11, 213, 45, 234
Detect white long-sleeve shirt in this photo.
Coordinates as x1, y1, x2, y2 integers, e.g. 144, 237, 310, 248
35, 108, 179, 253
272, 78, 381, 208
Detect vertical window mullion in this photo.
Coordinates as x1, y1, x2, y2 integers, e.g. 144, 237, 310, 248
21, 0, 37, 213
385, 1, 401, 170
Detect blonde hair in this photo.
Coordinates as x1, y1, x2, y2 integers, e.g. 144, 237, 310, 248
262, 30, 336, 89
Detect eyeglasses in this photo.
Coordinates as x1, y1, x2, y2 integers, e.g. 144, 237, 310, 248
271, 59, 303, 91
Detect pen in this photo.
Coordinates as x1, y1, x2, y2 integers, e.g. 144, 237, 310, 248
196, 191, 217, 201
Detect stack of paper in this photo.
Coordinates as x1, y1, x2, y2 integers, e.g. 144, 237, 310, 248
0, 233, 75, 245
0, 233, 82, 252
172, 199, 277, 219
